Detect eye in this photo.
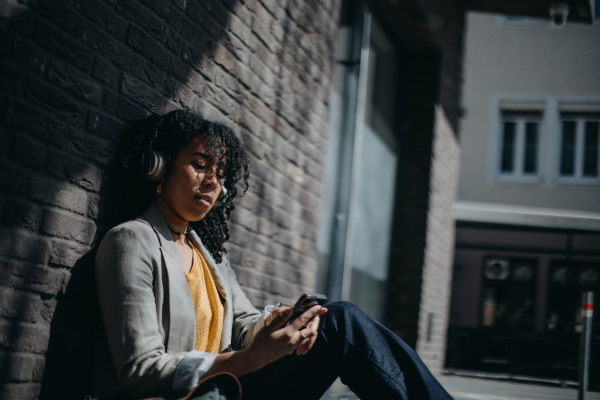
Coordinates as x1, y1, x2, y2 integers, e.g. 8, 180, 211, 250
194, 163, 207, 170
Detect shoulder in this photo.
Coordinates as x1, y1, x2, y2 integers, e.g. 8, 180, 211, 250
98, 218, 159, 256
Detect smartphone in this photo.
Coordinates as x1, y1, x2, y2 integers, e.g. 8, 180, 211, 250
287, 293, 328, 324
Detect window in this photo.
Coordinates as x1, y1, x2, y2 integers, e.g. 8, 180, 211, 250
499, 111, 541, 178
481, 257, 537, 331
316, 3, 400, 322
547, 260, 599, 332
558, 113, 600, 181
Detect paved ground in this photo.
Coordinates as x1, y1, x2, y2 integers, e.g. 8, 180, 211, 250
320, 375, 600, 400
439, 375, 600, 400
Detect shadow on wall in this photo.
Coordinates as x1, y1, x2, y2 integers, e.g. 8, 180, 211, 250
0, 0, 334, 398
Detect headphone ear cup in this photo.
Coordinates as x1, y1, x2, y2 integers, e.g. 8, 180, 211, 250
213, 186, 228, 208
141, 150, 167, 181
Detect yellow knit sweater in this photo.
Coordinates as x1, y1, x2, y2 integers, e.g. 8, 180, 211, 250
183, 240, 225, 353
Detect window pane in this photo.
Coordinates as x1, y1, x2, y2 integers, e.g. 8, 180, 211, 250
560, 121, 576, 176
583, 121, 599, 177
523, 122, 538, 174
501, 122, 515, 173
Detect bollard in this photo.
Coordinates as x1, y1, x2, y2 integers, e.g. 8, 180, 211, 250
578, 291, 593, 400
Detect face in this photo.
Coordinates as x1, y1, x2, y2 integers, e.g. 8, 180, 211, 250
159, 134, 224, 223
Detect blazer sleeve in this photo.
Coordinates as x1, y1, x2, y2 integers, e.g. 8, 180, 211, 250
95, 225, 216, 398
220, 257, 265, 350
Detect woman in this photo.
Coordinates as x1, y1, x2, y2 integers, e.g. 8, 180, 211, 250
95, 110, 452, 400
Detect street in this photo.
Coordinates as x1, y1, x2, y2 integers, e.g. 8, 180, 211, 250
320, 375, 600, 400
439, 375, 600, 400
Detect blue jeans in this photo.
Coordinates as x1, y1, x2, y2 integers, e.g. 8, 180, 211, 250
239, 301, 453, 400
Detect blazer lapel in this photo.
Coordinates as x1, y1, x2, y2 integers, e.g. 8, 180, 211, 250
142, 203, 196, 351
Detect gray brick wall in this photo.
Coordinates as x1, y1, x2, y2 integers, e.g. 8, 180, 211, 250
0, 0, 341, 397
415, 105, 460, 374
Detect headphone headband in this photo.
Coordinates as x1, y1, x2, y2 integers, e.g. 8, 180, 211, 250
150, 117, 164, 143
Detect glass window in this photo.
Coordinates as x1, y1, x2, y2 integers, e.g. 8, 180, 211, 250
499, 111, 541, 178
547, 260, 599, 333
559, 113, 600, 181
481, 258, 537, 331
316, 4, 400, 323
501, 122, 515, 173
584, 121, 599, 177
524, 122, 538, 173
560, 121, 576, 176
347, 17, 399, 322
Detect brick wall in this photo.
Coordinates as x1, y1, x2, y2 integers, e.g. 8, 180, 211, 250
0, 0, 340, 398
415, 105, 460, 374
377, 0, 465, 371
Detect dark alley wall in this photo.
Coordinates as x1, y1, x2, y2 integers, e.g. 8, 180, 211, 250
0, 0, 340, 398
365, 0, 466, 373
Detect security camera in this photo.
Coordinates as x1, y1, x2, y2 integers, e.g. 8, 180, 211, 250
550, 3, 569, 27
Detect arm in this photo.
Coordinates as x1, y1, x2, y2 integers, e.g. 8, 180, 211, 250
204, 305, 324, 377
96, 225, 216, 398
208, 258, 326, 377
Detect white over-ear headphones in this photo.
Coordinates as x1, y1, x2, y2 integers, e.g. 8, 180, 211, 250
213, 185, 228, 208
140, 118, 167, 182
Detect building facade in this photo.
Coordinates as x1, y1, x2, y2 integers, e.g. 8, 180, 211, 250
447, 10, 600, 386
0, 0, 593, 398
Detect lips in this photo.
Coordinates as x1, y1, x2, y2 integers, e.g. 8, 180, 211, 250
195, 193, 213, 206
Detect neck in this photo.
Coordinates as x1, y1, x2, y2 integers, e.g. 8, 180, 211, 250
168, 226, 186, 236
155, 197, 189, 236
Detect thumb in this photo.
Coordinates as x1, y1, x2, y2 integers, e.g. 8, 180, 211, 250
268, 307, 293, 330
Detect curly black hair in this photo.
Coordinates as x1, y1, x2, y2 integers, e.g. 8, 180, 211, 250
109, 109, 250, 263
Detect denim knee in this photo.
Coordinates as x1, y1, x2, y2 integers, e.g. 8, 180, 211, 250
324, 301, 367, 321
319, 301, 371, 341
323, 301, 361, 319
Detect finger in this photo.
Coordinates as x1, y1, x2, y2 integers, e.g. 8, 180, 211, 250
272, 305, 292, 319
294, 327, 316, 351
296, 316, 320, 355
267, 305, 292, 326
290, 305, 321, 330
267, 307, 293, 330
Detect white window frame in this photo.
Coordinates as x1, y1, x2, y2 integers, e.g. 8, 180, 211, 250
556, 113, 600, 184
496, 110, 542, 182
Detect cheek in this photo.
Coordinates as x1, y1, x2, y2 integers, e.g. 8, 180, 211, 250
177, 168, 201, 186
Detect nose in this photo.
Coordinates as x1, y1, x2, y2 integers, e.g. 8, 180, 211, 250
203, 166, 221, 188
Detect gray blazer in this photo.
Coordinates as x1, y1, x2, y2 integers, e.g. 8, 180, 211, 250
94, 203, 264, 399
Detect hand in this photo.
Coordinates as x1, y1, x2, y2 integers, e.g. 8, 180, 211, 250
296, 306, 327, 356
246, 305, 327, 369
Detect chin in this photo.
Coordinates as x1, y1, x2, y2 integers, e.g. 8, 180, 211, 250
188, 209, 210, 222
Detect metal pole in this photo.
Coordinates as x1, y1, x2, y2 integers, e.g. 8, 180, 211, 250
340, 10, 371, 301
578, 291, 594, 400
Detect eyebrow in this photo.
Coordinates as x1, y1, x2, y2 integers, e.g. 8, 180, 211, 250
190, 151, 213, 160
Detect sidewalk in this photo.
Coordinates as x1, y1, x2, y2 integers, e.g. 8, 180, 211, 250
321, 375, 600, 400
439, 375, 600, 400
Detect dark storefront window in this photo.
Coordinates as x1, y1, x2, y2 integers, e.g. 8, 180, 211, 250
547, 260, 600, 331
481, 258, 537, 330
